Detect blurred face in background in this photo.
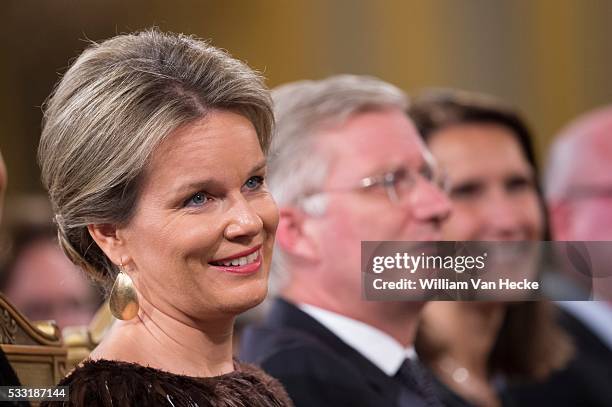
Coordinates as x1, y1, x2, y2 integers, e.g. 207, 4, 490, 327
549, 117, 612, 241
5, 238, 99, 328
546, 112, 612, 298
421, 122, 543, 338
427, 123, 544, 241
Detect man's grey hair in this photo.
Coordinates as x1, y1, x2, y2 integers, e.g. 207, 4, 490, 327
268, 74, 409, 209
544, 105, 612, 201
544, 136, 577, 201
267, 74, 408, 278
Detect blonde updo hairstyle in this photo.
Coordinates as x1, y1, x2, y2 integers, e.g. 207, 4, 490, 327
38, 29, 273, 294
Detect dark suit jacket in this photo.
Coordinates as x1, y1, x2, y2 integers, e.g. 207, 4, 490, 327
0, 348, 29, 407
239, 298, 431, 407
507, 307, 612, 407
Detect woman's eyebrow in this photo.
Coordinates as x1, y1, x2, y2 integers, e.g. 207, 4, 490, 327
250, 160, 267, 174
173, 179, 223, 196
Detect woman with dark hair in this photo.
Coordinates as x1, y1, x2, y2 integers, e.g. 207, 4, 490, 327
38, 29, 291, 406
410, 90, 572, 407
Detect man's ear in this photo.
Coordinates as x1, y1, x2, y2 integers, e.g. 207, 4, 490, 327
87, 223, 127, 266
275, 207, 320, 262
548, 200, 572, 240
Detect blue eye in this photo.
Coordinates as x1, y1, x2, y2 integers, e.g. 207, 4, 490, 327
244, 176, 264, 191
186, 192, 208, 207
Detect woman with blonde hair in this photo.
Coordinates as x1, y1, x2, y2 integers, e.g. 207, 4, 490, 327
39, 29, 291, 406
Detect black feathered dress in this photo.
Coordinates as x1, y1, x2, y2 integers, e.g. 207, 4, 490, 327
42, 359, 293, 407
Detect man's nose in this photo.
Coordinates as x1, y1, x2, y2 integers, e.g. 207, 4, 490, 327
411, 178, 452, 224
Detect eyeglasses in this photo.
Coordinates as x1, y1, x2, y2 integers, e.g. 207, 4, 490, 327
298, 156, 449, 211
565, 185, 612, 200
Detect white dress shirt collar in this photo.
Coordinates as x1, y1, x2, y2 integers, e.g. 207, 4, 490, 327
298, 303, 416, 376
556, 301, 612, 351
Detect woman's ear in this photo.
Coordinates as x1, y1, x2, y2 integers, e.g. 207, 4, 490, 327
87, 223, 127, 266
275, 207, 320, 262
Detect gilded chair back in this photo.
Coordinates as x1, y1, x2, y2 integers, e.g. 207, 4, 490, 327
0, 293, 67, 386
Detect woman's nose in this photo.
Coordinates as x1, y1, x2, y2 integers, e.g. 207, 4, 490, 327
224, 196, 264, 240
482, 191, 527, 240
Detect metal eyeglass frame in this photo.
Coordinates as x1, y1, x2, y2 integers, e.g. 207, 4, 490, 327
297, 156, 450, 211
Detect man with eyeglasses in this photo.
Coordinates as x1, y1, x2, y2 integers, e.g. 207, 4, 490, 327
526, 105, 612, 406
240, 75, 450, 407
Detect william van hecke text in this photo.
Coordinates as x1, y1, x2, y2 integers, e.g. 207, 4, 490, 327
372, 278, 539, 290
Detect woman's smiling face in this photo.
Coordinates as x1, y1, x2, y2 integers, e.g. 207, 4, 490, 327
427, 123, 543, 241
117, 110, 279, 324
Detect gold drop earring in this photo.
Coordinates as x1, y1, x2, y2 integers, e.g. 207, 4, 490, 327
109, 262, 139, 320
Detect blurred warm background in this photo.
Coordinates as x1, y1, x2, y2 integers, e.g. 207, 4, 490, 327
1, 0, 611, 195
0, 0, 610, 391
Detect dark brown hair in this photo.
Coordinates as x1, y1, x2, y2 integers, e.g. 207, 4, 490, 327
409, 89, 551, 238
411, 89, 573, 381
